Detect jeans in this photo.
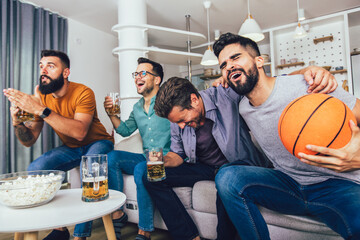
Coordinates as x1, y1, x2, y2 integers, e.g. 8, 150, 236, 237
215, 165, 360, 240
107, 151, 155, 231
28, 140, 114, 238
143, 162, 235, 240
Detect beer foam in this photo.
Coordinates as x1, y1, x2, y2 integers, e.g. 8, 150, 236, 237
82, 176, 107, 182
147, 161, 163, 165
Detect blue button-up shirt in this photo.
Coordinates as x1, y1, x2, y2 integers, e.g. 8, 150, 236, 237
170, 86, 268, 167
115, 95, 171, 155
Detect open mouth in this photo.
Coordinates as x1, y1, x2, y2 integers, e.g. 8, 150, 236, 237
229, 71, 243, 81
41, 75, 51, 83
136, 81, 145, 88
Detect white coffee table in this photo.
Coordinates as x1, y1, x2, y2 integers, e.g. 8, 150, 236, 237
0, 188, 126, 240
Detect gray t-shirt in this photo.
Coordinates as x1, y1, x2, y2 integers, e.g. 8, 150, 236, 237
239, 74, 359, 185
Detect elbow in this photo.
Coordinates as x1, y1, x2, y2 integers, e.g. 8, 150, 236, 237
74, 131, 88, 142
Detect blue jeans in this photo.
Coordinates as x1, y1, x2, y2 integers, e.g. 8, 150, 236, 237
215, 165, 360, 240
143, 162, 235, 240
28, 140, 114, 238
107, 151, 155, 231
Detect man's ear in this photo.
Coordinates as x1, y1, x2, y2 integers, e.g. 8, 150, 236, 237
190, 93, 200, 107
255, 56, 264, 69
155, 76, 161, 85
63, 68, 70, 79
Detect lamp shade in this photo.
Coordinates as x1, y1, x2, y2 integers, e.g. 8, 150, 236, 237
238, 14, 265, 42
294, 22, 307, 39
201, 48, 218, 66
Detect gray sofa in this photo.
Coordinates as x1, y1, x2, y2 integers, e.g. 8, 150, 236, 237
70, 132, 342, 239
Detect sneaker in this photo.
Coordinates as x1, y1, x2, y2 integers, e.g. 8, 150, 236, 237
43, 229, 70, 240
135, 234, 151, 240
112, 212, 128, 240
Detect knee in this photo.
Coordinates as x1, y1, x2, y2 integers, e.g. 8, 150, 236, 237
215, 166, 249, 198
134, 161, 147, 185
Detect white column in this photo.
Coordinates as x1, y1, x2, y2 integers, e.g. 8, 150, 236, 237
117, 0, 148, 120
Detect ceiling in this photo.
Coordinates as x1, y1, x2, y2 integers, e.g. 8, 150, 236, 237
22, 0, 360, 51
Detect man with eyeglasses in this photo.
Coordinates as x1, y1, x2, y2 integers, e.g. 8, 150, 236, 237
103, 57, 170, 240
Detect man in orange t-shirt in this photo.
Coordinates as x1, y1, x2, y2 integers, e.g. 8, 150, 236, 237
3, 50, 113, 240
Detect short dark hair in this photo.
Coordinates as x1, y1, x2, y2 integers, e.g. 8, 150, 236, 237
213, 32, 261, 58
41, 50, 70, 68
154, 77, 200, 118
137, 57, 164, 85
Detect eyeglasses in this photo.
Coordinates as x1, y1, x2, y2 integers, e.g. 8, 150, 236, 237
132, 71, 158, 79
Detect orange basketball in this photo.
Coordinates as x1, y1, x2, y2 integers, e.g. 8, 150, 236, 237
278, 94, 356, 158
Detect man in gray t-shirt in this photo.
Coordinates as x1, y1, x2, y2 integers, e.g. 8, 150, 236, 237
213, 32, 360, 239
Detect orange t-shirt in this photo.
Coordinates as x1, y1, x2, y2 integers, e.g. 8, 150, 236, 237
39, 82, 113, 148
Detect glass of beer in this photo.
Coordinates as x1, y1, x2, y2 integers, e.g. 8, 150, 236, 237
146, 147, 166, 182
81, 154, 109, 202
12, 103, 35, 122
105, 92, 120, 116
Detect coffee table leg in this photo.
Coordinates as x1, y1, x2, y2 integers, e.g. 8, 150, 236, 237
14, 232, 24, 240
102, 214, 116, 240
23, 232, 38, 240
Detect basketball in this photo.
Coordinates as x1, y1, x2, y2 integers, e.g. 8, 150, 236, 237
278, 94, 356, 158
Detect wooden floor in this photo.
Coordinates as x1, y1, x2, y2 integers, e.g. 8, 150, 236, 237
0, 222, 172, 240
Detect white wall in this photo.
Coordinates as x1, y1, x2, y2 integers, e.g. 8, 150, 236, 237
67, 19, 119, 135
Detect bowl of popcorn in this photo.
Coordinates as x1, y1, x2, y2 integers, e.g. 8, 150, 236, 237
0, 170, 65, 208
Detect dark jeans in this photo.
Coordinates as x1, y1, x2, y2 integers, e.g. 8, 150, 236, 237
143, 162, 237, 240
216, 165, 360, 240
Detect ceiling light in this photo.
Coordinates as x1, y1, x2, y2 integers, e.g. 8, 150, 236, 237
201, 0, 218, 66
238, 0, 264, 42
294, 0, 307, 39
294, 22, 307, 39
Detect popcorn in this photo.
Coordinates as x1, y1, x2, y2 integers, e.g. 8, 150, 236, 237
0, 173, 63, 208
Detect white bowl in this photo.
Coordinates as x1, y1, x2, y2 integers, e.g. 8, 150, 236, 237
0, 170, 65, 208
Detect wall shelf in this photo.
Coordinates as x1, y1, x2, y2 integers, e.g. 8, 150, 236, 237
199, 74, 222, 80
313, 36, 334, 44
329, 69, 347, 74
276, 62, 305, 69
112, 46, 203, 65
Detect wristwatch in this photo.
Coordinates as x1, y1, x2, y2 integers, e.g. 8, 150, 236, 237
40, 107, 51, 118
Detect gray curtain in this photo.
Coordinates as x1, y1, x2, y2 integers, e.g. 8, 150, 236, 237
1, 0, 68, 174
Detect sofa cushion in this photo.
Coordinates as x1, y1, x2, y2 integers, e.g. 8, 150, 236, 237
192, 181, 217, 214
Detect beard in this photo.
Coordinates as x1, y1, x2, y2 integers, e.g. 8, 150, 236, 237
39, 74, 65, 94
138, 82, 155, 96
227, 64, 259, 96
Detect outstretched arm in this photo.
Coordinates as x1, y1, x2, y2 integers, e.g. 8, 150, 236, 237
289, 66, 337, 93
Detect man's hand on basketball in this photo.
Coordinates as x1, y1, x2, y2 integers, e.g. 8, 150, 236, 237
298, 120, 360, 172
302, 66, 338, 94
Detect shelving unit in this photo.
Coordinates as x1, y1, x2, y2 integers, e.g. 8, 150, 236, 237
276, 62, 305, 69
112, 23, 207, 65
199, 74, 221, 80
313, 36, 334, 44
330, 69, 347, 74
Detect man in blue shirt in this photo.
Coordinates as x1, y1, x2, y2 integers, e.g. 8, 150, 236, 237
103, 57, 170, 240
143, 76, 271, 240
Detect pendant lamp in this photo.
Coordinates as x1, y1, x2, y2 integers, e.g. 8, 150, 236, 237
238, 0, 264, 42
294, 0, 307, 39
201, 0, 218, 66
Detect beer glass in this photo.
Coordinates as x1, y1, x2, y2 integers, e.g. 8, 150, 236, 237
146, 147, 166, 182
81, 154, 109, 202
105, 92, 120, 116
11, 103, 35, 122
